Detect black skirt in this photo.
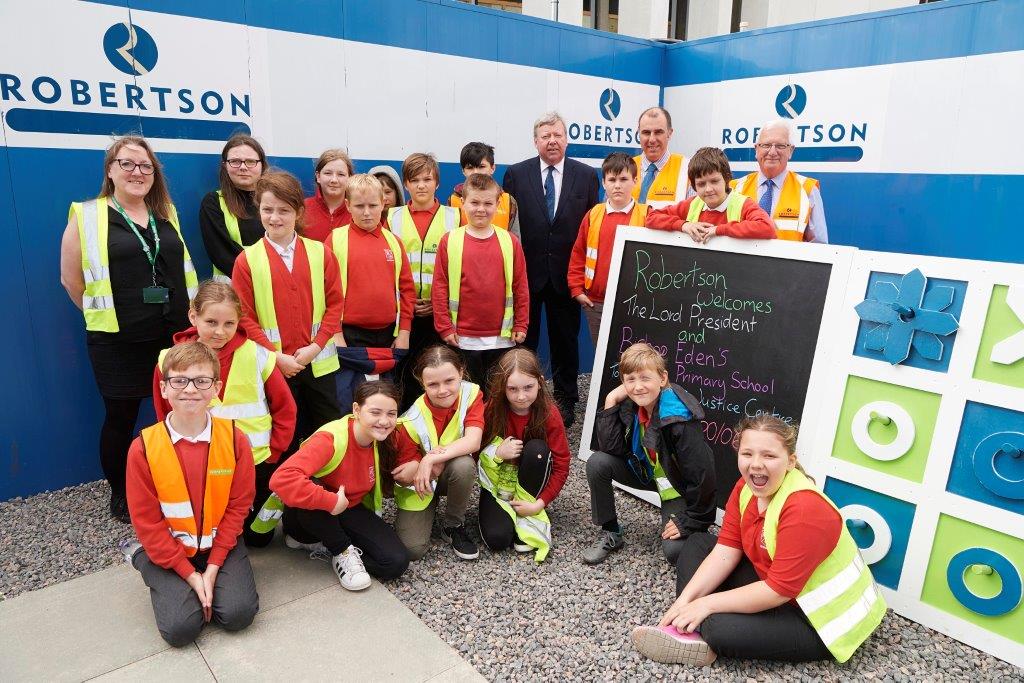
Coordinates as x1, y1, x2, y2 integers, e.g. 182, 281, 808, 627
87, 337, 170, 400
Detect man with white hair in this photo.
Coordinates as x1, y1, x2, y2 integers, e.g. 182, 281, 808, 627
730, 120, 828, 243
632, 106, 692, 209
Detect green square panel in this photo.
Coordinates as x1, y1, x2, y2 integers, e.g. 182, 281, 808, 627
921, 514, 1024, 643
973, 284, 1024, 391
831, 375, 941, 483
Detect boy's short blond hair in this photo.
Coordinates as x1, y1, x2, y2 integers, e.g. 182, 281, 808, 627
619, 343, 667, 376
346, 173, 385, 201
161, 341, 221, 380
462, 172, 501, 200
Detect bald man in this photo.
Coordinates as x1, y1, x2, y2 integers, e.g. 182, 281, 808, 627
632, 107, 693, 209
730, 120, 829, 243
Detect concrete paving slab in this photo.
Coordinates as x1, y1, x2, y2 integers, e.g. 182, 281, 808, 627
197, 581, 484, 682
246, 543, 336, 611
88, 644, 214, 682
425, 659, 488, 682
0, 564, 169, 682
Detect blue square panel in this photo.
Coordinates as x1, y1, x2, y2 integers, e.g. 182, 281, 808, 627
947, 401, 1024, 516
853, 270, 966, 372
823, 477, 916, 590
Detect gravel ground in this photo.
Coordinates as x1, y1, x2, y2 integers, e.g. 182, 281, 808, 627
2, 375, 1022, 680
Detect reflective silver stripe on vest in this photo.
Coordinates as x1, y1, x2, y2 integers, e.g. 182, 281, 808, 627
449, 299, 460, 312
83, 295, 115, 311
160, 501, 194, 519
263, 328, 281, 343
255, 505, 283, 522
80, 199, 113, 310
211, 403, 267, 420
585, 247, 598, 260
412, 272, 433, 286
246, 431, 272, 448
797, 553, 868, 614
313, 344, 336, 363
816, 582, 880, 647
420, 252, 437, 266
83, 266, 110, 284
211, 273, 232, 284
172, 530, 215, 550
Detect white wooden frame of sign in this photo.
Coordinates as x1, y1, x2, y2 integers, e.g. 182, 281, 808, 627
803, 250, 1024, 668
577, 227, 856, 518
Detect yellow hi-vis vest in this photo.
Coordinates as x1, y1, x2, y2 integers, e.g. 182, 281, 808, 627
388, 204, 459, 299
738, 469, 886, 663
244, 237, 340, 377
251, 415, 383, 533
632, 153, 689, 209
328, 224, 404, 336
141, 417, 236, 556
157, 339, 276, 465
583, 203, 648, 290
450, 191, 513, 230
731, 171, 818, 241
394, 381, 480, 511
446, 227, 515, 338
70, 198, 199, 333
686, 191, 746, 224
212, 190, 244, 282
478, 436, 552, 562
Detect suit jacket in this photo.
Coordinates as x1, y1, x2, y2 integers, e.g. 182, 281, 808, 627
503, 156, 600, 296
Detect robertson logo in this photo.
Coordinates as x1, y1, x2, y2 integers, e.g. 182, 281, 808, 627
775, 84, 806, 118
565, 87, 637, 157
599, 88, 621, 121
103, 22, 158, 76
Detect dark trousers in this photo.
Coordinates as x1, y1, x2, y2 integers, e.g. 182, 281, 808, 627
524, 282, 580, 403
584, 451, 692, 565
286, 366, 342, 455
282, 504, 409, 580
100, 396, 144, 500
676, 533, 832, 662
243, 460, 277, 548
462, 346, 512, 398
342, 323, 395, 349
132, 541, 258, 648
478, 439, 552, 551
399, 314, 441, 411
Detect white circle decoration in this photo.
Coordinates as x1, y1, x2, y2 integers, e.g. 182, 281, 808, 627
851, 401, 916, 461
839, 504, 893, 565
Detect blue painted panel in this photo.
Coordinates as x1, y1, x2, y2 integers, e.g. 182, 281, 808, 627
496, 14, 562, 76
343, 0, 428, 53
560, 30, 616, 80
613, 40, 664, 85
88, 0, 247, 25
245, 0, 344, 40
425, 2, 498, 63
664, 0, 1024, 86
947, 402, 1024, 515
823, 477, 916, 590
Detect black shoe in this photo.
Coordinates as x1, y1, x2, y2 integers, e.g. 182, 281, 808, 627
441, 524, 479, 560
109, 493, 130, 524
556, 398, 577, 427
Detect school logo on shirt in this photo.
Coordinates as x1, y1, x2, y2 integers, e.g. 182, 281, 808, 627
384, 248, 395, 263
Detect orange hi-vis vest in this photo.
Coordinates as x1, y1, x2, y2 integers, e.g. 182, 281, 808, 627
632, 154, 689, 209
732, 171, 818, 241
584, 202, 648, 290
449, 191, 513, 230
141, 417, 236, 557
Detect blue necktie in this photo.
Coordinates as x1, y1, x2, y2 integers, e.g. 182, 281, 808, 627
759, 179, 774, 215
639, 163, 658, 203
544, 165, 556, 221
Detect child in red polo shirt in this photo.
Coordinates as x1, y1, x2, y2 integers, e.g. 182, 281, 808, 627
646, 147, 775, 243
431, 173, 529, 392
569, 152, 651, 344
124, 342, 258, 647
303, 149, 354, 242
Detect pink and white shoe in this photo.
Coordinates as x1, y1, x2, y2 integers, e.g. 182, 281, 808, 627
631, 625, 718, 666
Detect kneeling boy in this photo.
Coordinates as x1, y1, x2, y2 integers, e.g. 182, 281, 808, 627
124, 342, 259, 647
583, 343, 716, 566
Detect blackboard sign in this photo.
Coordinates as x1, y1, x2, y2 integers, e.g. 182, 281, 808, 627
583, 231, 841, 507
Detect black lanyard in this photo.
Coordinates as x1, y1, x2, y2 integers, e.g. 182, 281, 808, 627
110, 196, 160, 285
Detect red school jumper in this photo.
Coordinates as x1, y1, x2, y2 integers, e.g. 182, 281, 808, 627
430, 230, 530, 340
231, 237, 343, 355
646, 195, 776, 239
304, 187, 352, 243
152, 326, 297, 464
126, 424, 256, 580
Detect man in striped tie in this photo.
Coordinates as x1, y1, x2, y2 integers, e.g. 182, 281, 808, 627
632, 107, 694, 209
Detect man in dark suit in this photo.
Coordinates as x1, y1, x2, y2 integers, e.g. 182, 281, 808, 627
503, 112, 600, 426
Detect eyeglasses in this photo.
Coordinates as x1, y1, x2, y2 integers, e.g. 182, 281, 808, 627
115, 159, 155, 174
225, 159, 262, 169
756, 143, 791, 151
165, 376, 217, 390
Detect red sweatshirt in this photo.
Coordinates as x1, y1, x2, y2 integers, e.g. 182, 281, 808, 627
326, 225, 415, 332
567, 207, 640, 302
270, 419, 420, 512
503, 406, 571, 505
646, 194, 776, 239
408, 199, 441, 240
232, 237, 343, 354
152, 327, 297, 464
717, 478, 842, 598
431, 230, 530, 339
126, 423, 255, 580
303, 188, 352, 243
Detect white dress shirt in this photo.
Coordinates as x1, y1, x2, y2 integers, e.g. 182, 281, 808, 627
539, 157, 566, 212
268, 233, 298, 272
165, 414, 212, 444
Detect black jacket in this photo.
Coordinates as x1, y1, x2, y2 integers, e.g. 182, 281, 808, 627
595, 383, 717, 537
502, 156, 600, 295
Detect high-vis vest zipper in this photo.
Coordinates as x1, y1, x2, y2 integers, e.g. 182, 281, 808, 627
70, 198, 199, 333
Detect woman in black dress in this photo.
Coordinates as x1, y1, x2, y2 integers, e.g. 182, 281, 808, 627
60, 136, 198, 522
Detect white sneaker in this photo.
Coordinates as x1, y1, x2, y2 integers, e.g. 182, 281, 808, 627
332, 545, 371, 591
285, 534, 327, 555
513, 536, 533, 553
